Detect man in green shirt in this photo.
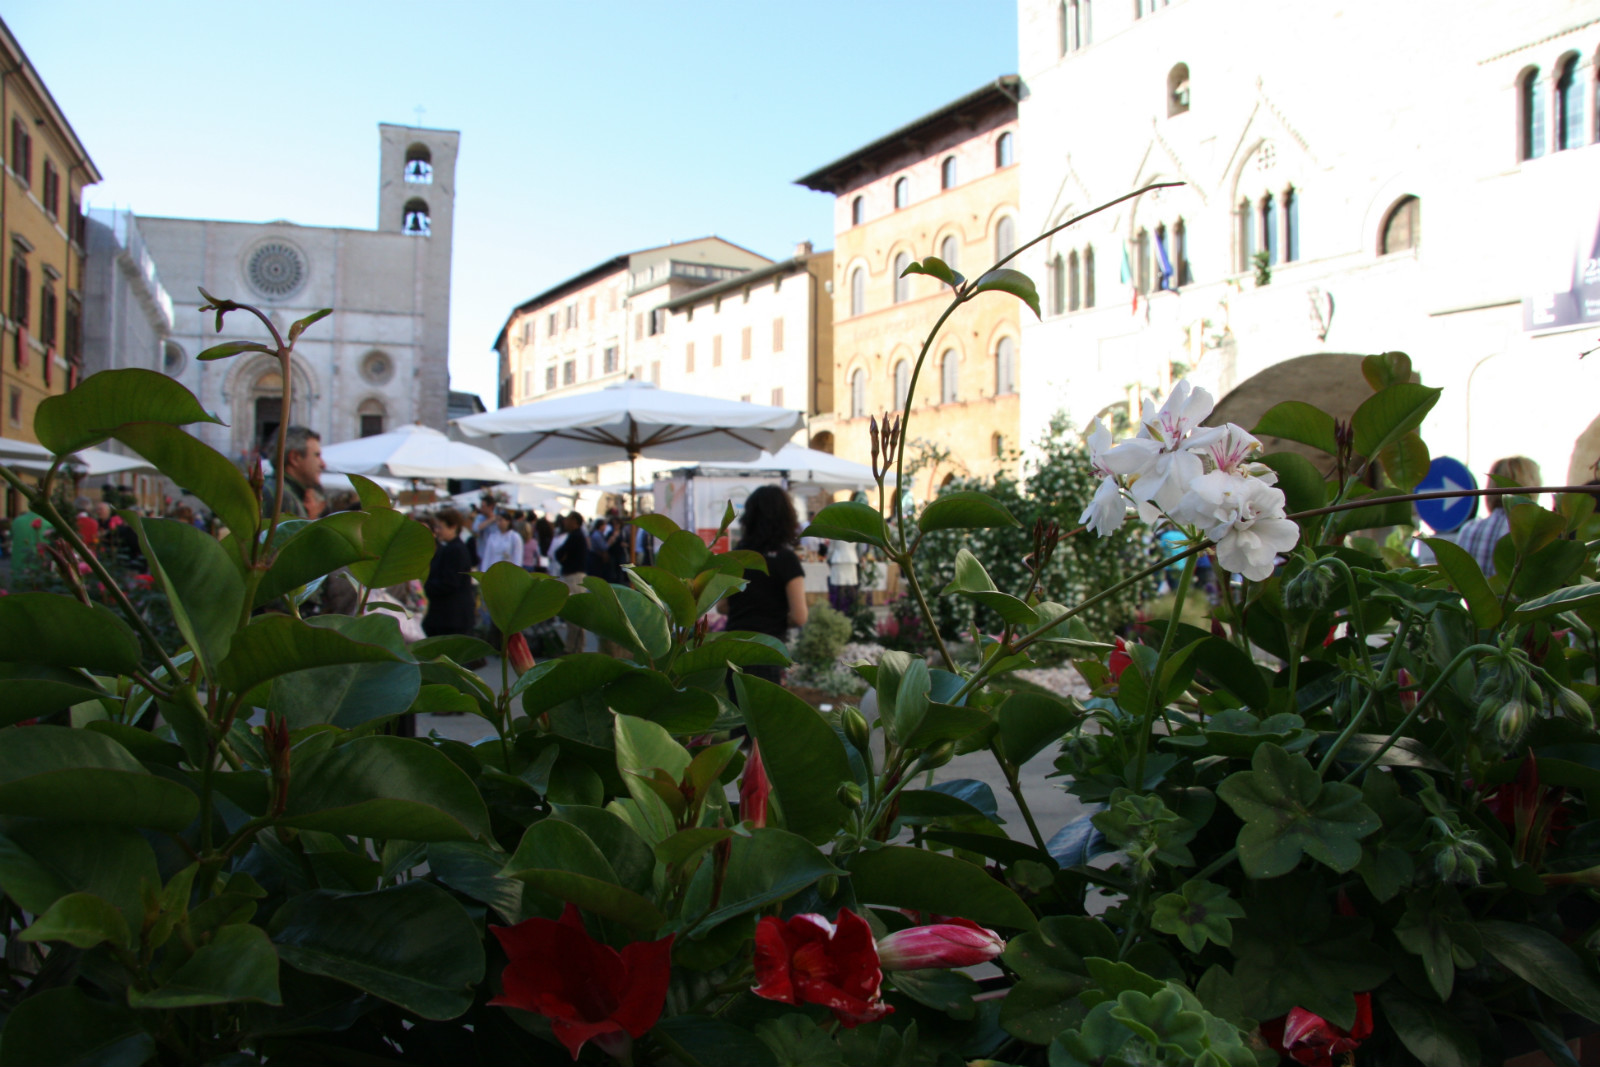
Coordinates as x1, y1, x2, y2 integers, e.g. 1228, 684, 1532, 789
7, 505, 46, 587
262, 426, 325, 520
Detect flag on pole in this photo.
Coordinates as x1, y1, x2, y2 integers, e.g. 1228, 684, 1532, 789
1119, 244, 1138, 314
1155, 231, 1175, 291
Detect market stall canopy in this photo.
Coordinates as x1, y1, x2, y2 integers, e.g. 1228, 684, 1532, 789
0, 438, 81, 468
2, 442, 139, 475
680, 443, 891, 491
320, 423, 546, 484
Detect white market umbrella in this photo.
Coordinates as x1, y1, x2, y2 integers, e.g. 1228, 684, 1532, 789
683, 443, 890, 491
72, 448, 159, 478
451, 380, 805, 514
0, 438, 82, 468
321, 423, 536, 484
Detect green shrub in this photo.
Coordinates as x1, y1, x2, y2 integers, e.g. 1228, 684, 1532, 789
793, 602, 852, 666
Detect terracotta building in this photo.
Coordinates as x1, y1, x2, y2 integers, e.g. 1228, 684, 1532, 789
0, 16, 100, 513
797, 77, 1022, 498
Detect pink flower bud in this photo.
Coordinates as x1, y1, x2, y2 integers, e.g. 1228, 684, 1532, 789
76, 562, 91, 575
875, 919, 1004, 971
740, 742, 770, 829
506, 632, 534, 676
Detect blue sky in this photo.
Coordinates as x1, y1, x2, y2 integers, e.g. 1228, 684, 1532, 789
8, 1, 1018, 406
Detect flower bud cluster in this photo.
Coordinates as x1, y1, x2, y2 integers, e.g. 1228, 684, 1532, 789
1471, 645, 1594, 754
1079, 380, 1299, 580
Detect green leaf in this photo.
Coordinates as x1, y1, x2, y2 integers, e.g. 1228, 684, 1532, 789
630, 565, 697, 629
500, 818, 666, 931
515, 653, 631, 714
1351, 382, 1442, 461
997, 691, 1077, 767
874, 651, 932, 746
1476, 919, 1600, 1022
412, 634, 498, 665
1253, 401, 1338, 455
348, 473, 392, 512
1361, 351, 1413, 391
115, 421, 259, 543
1394, 890, 1479, 1002
1427, 537, 1502, 629
269, 655, 421, 731
918, 490, 1021, 532
1516, 581, 1600, 622
284, 735, 489, 842
901, 256, 964, 289
691, 828, 841, 933
0, 822, 158, 926
633, 514, 680, 542
288, 307, 333, 342
130, 515, 244, 680
891, 968, 980, 1019
559, 577, 663, 664
477, 562, 569, 637
1150, 880, 1244, 953
1508, 502, 1568, 557
654, 530, 714, 580
902, 702, 993, 749
1232, 895, 1389, 1029
0, 986, 155, 1067
0, 593, 141, 675
801, 501, 889, 549
1378, 431, 1431, 491
550, 805, 656, 893
738, 676, 852, 844
0, 726, 199, 831
19, 891, 131, 950
0, 664, 107, 726
345, 508, 434, 589
255, 512, 369, 607
1377, 991, 1481, 1067
270, 881, 484, 1020
427, 841, 538, 924
129, 923, 282, 1008
196, 339, 274, 361
674, 636, 791, 678
1188, 637, 1271, 710
218, 614, 401, 696
970, 268, 1041, 317
847, 845, 1037, 929
34, 366, 221, 453
1216, 743, 1380, 877
1259, 452, 1327, 515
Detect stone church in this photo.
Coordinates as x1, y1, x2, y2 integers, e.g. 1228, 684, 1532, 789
138, 123, 457, 463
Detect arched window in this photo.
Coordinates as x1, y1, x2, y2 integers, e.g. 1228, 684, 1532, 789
1380, 195, 1420, 254
992, 432, 1005, 458
1051, 253, 1066, 315
1261, 194, 1278, 265
893, 359, 910, 409
1557, 54, 1584, 150
850, 368, 867, 417
894, 177, 910, 209
1154, 224, 1172, 290
404, 143, 432, 184
1167, 63, 1191, 116
851, 196, 865, 226
941, 349, 959, 404
893, 252, 912, 303
402, 198, 431, 236
995, 216, 1016, 260
1067, 250, 1081, 311
1283, 189, 1299, 263
1135, 228, 1151, 293
1521, 66, 1547, 161
941, 156, 958, 190
1061, 0, 1086, 52
850, 267, 866, 316
358, 398, 386, 438
1238, 198, 1255, 271
996, 132, 1015, 168
940, 234, 959, 272
1083, 245, 1096, 307
1174, 219, 1191, 284
995, 337, 1016, 395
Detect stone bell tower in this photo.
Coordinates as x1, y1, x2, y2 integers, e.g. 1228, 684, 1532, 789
377, 123, 459, 429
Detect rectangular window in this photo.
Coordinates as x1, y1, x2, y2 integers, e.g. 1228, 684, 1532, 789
650, 361, 661, 385
712, 335, 723, 367
741, 326, 752, 360
740, 394, 751, 404
10, 119, 30, 188
523, 369, 533, 395
649, 308, 666, 336
7, 386, 19, 426
588, 297, 596, 321
563, 360, 576, 385
772, 318, 784, 352
9, 254, 29, 327
635, 314, 644, 340
546, 366, 557, 391
63, 299, 80, 362
360, 414, 384, 437
547, 312, 557, 337
41, 160, 58, 218
685, 342, 695, 372
603, 345, 618, 374
771, 387, 783, 407
38, 284, 56, 347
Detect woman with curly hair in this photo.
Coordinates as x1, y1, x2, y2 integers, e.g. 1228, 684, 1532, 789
720, 485, 809, 685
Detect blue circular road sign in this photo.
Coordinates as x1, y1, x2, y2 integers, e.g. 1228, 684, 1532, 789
1415, 456, 1477, 532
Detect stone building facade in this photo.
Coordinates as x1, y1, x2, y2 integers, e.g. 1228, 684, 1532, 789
0, 16, 100, 514
140, 124, 458, 463
797, 78, 1022, 496
1016, 0, 1600, 492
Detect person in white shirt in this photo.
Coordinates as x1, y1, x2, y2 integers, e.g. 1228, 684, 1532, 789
478, 511, 524, 572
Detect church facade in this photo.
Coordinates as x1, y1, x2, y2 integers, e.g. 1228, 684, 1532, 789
139, 124, 458, 463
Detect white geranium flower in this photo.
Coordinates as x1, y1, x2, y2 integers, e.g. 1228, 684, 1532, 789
1128, 448, 1207, 523
1088, 418, 1159, 479
1197, 422, 1276, 481
1176, 470, 1300, 581
1139, 381, 1225, 454
1080, 474, 1128, 535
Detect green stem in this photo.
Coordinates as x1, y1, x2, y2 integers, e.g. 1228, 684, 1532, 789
1341, 642, 1497, 782
1192, 846, 1239, 882
1316, 607, 1416, 773
896, 550, 956, 672
1133, 548, 1196, 787
997, 751, 1050, 853
650, 1027, 704, 1067
1317, 555, 1373, 675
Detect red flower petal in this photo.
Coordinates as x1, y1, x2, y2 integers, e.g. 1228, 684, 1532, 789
751, 910, 890, 1028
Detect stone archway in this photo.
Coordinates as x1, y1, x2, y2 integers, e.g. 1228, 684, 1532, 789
1209, 353, 1375, 474
229, 355, 314, 460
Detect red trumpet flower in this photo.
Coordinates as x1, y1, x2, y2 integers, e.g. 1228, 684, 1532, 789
876, 917, 1004, 971
1108, 638, 1133, 681
490, 904, 674, 1061
740, 742, 770, 829
506, 631, 535, 676
1261, 993, 1373, 1067
752, 908, 890, 1027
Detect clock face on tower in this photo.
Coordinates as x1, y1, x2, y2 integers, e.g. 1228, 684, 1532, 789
405, 158, 433, 184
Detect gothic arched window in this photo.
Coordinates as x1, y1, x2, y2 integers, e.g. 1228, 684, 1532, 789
850, 368, 867, 417
995, 337, 1016, 395
940, 234, 959, 273
995, 216, 1016, 261
941, 349, 958, 404
851, 196, 865, 227
402, 198, 431, 236
995, 132, 1015, 168
404, 143, 433, 184
894, 177, 910, 210
1557, 54, 1584, 151
941, 156, 958, 190
1380, 196, 1420, 255
1083, 245, 1096, 307
1167, 63, 1191, 116
850, 266, 866, 316
893, 359, 910, 409
893, 252, 912, 303
1521, 66, 1547, 161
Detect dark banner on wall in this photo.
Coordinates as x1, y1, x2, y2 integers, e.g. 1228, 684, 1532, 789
1525, 209, 1600, 331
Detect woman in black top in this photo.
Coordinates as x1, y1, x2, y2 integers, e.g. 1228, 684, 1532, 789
722, 485, 809, 685
422, 509, 477, 638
